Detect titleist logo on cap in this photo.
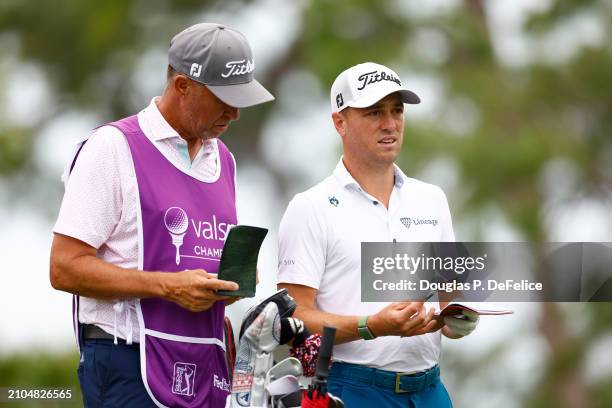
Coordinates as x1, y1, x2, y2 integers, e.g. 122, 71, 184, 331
330, 62, 419, 113
221, 59, 255, 78
357, 70, 401, 91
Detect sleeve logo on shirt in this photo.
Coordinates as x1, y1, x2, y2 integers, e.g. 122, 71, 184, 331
328, 196, 340, 207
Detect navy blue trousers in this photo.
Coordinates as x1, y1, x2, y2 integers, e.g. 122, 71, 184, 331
77, 338, 156, 407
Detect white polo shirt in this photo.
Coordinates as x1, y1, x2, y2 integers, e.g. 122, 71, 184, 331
54, 97, 234, 343
277, 159, 455, 373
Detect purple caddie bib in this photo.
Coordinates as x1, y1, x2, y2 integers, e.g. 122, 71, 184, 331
108, 115, 236, 407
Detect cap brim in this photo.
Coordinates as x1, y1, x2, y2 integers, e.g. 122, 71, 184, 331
348, 88, 420, 110
399, 89, 421, 104
207, 79, 275, 108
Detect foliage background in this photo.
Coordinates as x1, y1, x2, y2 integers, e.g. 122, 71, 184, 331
1, 0, 611, 407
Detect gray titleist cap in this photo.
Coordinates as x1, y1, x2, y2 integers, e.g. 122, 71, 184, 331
168, 23, 274, 108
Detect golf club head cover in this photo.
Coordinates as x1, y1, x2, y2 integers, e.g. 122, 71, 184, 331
289, 333, 322, 377
239, 288, 297, 339
280, 317, 310, 345
231, 302, 280, 407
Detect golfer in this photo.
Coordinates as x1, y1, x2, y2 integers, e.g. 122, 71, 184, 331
277, 62, 479, 407
50, 23, 273, 407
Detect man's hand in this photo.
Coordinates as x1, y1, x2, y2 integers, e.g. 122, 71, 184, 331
442, 310, 480, 338
224, 295, 243, 307
162, 269, 239, 312
367, 302, 442, 338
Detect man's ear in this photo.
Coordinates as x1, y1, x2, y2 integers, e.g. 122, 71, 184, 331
332, 111, 347, 138
173, 74, 190, 97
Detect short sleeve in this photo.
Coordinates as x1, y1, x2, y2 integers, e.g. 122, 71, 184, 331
437, 187, 455, 242
53, 126, 129, 249
277, 193, 327, 289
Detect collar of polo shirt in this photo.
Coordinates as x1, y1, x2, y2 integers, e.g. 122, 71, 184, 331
333, 158, 406, 191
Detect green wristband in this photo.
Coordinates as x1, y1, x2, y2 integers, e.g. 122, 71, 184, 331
357, 315, 376, 340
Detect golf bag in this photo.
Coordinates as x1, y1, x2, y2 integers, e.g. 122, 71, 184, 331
226, 289, 343, 408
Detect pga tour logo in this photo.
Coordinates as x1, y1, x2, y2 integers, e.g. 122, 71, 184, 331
172, 362, 196, 396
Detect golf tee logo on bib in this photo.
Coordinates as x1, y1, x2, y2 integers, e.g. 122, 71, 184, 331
164, 207, 189, 265
164, 206, 235, 265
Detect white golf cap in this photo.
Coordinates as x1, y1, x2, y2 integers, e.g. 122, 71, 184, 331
330, 62, 420, 113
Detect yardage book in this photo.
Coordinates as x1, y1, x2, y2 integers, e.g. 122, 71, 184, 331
435, 302, 514, 319
216, 225, 268, 297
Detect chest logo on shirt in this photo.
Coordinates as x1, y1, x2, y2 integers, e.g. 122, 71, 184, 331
164, 206, 235, 265
400, 216, 438, 229
400, 217, 412, 229
328, 196, 340, 207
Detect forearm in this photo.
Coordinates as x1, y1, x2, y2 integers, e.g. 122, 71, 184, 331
51, 233, 238, 312
51, 253, 166, 300
50, 233, 168, 300
292, 305, 360, 345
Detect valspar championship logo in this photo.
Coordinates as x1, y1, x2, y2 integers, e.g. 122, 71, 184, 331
172, 362, 196, 397
164, 206, 234, 265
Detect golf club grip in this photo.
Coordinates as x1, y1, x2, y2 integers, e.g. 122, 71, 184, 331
314, 325, 336, 379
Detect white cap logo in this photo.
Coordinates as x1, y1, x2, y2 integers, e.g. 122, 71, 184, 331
221, 59, 255, 78
190, 63, 202, 78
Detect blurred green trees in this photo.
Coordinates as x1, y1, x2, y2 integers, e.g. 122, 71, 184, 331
1, 1, 610, 407
0, 352, 81, 407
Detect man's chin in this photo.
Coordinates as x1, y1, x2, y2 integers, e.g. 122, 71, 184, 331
201, 130, 223, 140
375, 150, 400, 164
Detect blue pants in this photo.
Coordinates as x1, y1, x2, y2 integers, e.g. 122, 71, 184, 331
77, 338, 156, 407
328, 363, 453, 408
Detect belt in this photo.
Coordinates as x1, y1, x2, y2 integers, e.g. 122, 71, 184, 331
329, 362, 440, 393
82, 324, 116, 341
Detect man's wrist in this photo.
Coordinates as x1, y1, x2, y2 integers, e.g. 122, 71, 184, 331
357, 315, 377, 340
149, 271, 171, 300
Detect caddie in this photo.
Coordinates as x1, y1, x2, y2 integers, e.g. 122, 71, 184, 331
277, 62, 479, 407
50, 23, 274, 407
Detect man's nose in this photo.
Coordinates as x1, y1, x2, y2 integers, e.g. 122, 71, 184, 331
380, 111, 396, 130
